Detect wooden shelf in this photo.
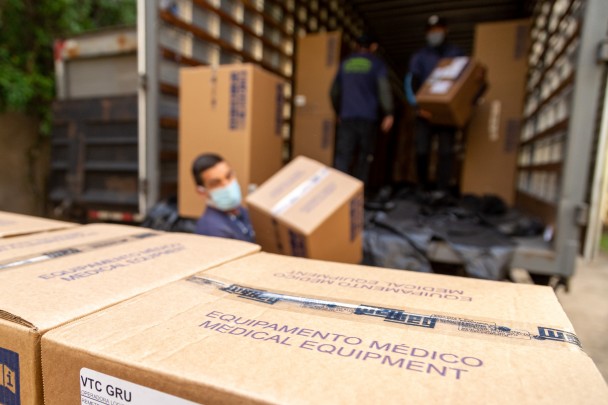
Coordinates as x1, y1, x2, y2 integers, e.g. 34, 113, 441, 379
518, 162, 563, 172
520, 118, 569, 146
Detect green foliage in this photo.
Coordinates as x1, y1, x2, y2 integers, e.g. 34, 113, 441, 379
0, 0, 136, 134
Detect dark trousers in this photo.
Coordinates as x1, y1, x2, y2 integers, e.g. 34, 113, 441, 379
334, 119, 378, 185
415, 117, 456, 191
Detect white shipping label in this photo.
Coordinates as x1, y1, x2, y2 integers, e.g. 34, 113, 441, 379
489, 100, 502, 142
429, 80, 453, 94
80, 368, 200, 405
430, 56, 469, 80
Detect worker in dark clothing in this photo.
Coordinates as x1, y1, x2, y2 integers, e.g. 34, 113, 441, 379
330, 34, 394, 186
191, 153, 255, 243
405, 15, 464, 193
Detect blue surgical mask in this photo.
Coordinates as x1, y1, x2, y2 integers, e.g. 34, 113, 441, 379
208, 180, 242, 211
426, 31, 445, 47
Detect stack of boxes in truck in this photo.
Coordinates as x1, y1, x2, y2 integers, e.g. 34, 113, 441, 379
178, 57, 365, 264
461, 20, 531, 205
178, 64, 286, 219
292, 32, 343, 166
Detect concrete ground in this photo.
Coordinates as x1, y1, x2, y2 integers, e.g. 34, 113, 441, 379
556, 253, 608, 383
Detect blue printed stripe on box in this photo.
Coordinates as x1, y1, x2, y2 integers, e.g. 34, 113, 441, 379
276, 84, 284, 136
229, 71, 247, 131
0, 348, 20, 405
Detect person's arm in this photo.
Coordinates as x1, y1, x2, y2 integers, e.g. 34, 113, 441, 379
404, 72, 418, 107
330, 70, 341, 115
378, 76, 394, 117
406, 53, 432, 120
405, 54, 424, 106
377, 64, 394, 133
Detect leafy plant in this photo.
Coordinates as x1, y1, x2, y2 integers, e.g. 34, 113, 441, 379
0, 0, 136, 134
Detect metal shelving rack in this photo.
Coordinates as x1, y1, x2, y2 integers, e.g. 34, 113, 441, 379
511, 0, 608, 279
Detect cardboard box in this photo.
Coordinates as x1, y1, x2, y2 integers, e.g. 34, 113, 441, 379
416, 57, 486, 127
0, 211, 74, 238
461, 20, 531, 205
293, 31, 342, 115
0, 225, 258, 405
292, 112, 336, 165
42, 252, 608, 404
179, 63, 286, 219
246, 156, 363, 263
0, 224, 151, 266
292, 32, 342, 165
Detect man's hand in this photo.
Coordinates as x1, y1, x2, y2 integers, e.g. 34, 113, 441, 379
417, 109, 432, 120
381, 115, 394, 133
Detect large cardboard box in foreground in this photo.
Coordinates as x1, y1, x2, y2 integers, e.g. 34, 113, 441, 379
416, 57, 486, 127
42, 253, 608, 404
246, 156, 363, 263
0, 224, 258, 405
292, 32, 342, 165
179, 63, 286, 218
0, 211, 74, 238
461, 20, 530, 205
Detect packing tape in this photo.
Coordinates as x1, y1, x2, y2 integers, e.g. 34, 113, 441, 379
0, 232, 158, 272
187, 275, 583, 351
270, 167, 330, 216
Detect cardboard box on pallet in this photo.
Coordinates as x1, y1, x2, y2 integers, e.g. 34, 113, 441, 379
292, 32, 342, 165
461, 20, 531, 205
246, 156, 363, 264
0, 211, 75, 238
178, 63, 286, 219
416, 57, 486, 127
42, 252, 608, 405
0, 224, 259, 405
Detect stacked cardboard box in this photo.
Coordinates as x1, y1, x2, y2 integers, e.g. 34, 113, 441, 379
292, 32, 342, 166
178, 64, 286, 219
416, 57, 486, 128
0, 224, 259, 404
0, 211, 74, 238
461, 20, 531, 204
246, 156, 363, 264
42, 253, 608, 404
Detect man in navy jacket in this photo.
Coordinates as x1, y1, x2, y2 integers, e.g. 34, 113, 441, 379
331, 34, 394, 187
405, 15, 464, 193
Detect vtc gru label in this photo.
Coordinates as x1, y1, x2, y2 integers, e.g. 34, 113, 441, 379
80, 368, 199, 405
81, 376, 132, 403
0, 348, 20, 405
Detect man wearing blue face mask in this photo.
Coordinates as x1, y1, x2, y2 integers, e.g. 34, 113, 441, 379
191, 153, 255, 242
405, 15, 464, 193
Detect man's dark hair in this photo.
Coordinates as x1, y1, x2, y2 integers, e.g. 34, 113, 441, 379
192, 153, 224, 187
355, 34, 377, 49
